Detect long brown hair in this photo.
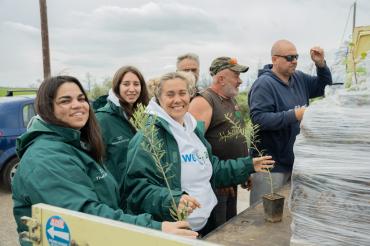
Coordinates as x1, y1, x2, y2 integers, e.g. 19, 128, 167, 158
35, 76, 105, 163
112, 66, 149, 118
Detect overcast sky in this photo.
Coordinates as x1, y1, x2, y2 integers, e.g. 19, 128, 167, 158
0, 0, 369, 88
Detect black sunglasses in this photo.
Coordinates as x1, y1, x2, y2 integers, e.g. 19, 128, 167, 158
274, 54, 299, 62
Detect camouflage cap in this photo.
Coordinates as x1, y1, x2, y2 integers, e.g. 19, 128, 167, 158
209, 57, 249, 76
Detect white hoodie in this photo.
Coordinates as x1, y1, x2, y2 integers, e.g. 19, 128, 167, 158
146, 99, 217, 231
107, 89, 128, 119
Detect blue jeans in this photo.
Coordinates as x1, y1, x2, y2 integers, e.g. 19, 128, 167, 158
249, 172, 291, 206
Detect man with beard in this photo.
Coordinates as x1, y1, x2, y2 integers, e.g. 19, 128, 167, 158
189, 57, 249, 229
248, 39, 333, 205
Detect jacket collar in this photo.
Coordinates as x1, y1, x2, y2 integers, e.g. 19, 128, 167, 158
17, 116, 83, 158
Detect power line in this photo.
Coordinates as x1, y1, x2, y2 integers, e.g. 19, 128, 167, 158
339, 2, 354, 46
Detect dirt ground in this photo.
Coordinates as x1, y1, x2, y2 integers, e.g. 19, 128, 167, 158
0, 186, 19, 246
0, 186, 249, 246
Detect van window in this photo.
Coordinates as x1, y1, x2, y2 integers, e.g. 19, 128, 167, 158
23, 104, 36, 127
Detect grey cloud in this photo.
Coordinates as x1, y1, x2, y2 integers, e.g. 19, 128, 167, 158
2, 21, 40, 35
75, 2, 218, 33
1, 0, 369, 87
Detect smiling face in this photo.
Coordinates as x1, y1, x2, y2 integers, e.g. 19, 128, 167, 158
158, 78, 190, 125
119, 72, 142, 105
53, 82, 89, 130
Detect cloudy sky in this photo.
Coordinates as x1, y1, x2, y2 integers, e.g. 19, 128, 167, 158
0, 0, 369, 88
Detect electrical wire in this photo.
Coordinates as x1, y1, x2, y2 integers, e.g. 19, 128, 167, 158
339, 2, 354, 46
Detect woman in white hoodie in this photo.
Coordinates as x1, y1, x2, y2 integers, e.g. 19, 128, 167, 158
124, 71, 275, 236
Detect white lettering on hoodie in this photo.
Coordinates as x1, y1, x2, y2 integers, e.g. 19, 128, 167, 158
146, 99, 217, 231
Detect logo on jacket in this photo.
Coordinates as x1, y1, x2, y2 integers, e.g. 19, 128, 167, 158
95, 166, 108, 181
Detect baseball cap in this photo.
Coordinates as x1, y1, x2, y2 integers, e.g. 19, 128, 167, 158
209, 57, 249, 76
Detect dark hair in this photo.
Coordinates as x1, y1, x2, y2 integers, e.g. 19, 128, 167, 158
112, 66, 149, 117
35, 75, 105, 163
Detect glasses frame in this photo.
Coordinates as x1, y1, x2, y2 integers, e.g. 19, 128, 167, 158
274, 54, 299, 62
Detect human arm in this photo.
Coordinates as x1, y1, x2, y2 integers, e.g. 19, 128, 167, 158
203, 126, 274, 187
124, 133, 187, 222
249, 84, 298, 130
302, 46, 333, 98
20, 144, 162, 230
211, 155, 274, 188
188, 96, 213, 131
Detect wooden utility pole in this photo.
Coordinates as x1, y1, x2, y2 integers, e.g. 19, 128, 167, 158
352, 1, 357, 33
39, 0, 51, 79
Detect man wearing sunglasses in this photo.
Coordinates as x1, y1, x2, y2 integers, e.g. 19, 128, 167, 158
248, 39, 332, 206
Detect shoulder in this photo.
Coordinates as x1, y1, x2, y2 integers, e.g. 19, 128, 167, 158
249, 80, 271, 98
293, 70, 307, 78
24, 138, 80, 163
95, 111, 116, 124
18, 139, 84, 179
189, 95, 212, 111
95, 103, 115, 119
199, 89, 217, 105
252, 75, 275, 88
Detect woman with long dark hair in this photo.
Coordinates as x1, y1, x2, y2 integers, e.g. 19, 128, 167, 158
95, 66, 149, 202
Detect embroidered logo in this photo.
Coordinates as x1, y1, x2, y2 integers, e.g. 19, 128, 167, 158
95, 166, 108, 181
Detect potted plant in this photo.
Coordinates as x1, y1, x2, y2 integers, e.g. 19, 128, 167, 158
261, 169, 285, 222
220, 114, 285, 222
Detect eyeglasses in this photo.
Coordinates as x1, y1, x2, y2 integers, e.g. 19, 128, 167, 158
274, 54, 299, 62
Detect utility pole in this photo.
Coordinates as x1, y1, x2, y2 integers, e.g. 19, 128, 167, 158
39, 0, 51, 80
352, 1, 357, 33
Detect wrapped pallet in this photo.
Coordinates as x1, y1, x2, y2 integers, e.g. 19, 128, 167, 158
289, 85, 370, 245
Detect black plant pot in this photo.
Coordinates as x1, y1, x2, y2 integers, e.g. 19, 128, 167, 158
262, 193, 285, 222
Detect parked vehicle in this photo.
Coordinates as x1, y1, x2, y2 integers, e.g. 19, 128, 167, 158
0, 94, 36, 190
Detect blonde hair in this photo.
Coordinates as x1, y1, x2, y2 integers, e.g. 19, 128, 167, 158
154, 71, 195, 99
146, 77, 160, 99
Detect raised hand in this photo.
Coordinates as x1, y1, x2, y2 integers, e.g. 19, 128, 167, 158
310, 46, 325, 67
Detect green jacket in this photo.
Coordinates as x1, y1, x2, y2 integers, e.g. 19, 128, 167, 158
95, 101, 136, 193
92, 94, 108, 112
12, 118, 161, 239
123, 117, 254, 222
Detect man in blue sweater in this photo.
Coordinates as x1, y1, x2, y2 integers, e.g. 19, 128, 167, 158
248, 39, 332, 205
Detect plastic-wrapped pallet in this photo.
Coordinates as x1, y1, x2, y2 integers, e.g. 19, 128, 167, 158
289, 86, 370, 245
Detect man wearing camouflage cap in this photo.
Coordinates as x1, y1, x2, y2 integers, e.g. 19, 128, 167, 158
189, 57, 250, 230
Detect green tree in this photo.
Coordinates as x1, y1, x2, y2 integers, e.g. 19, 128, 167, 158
235, 90, 250, 122
89, 77, 112, 99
